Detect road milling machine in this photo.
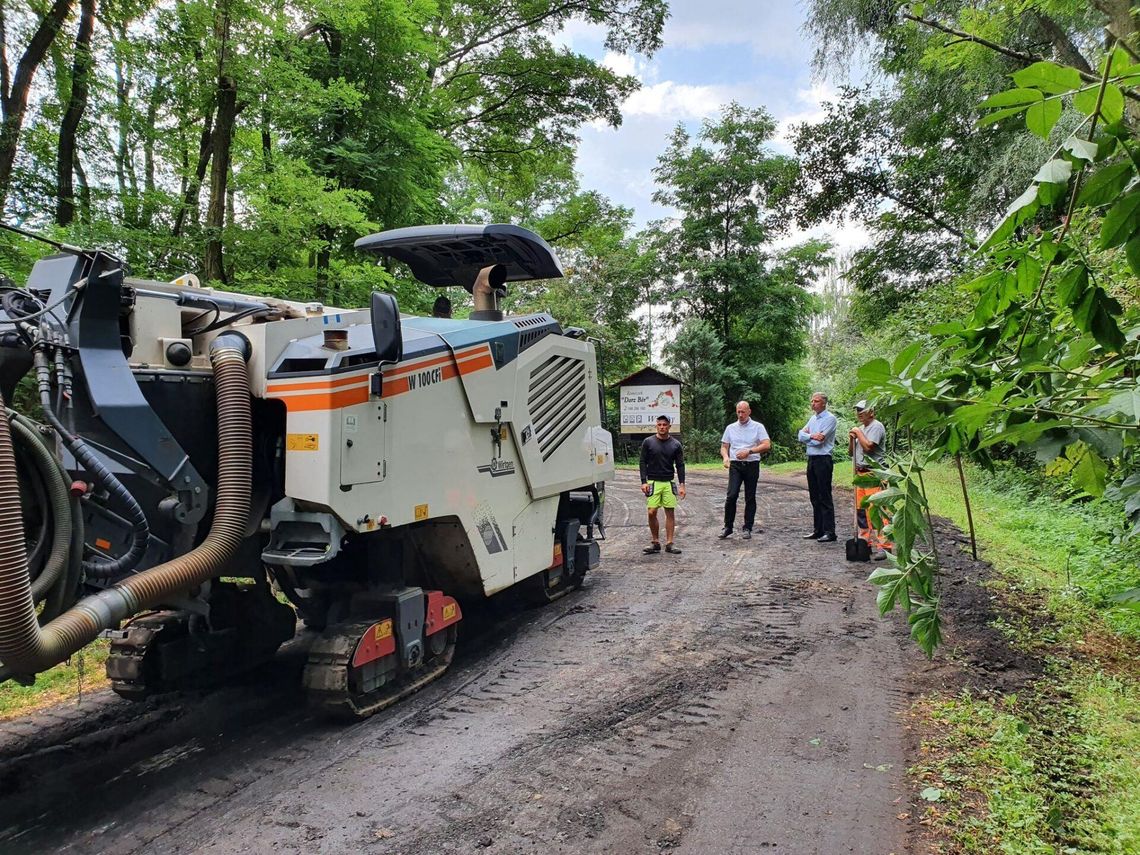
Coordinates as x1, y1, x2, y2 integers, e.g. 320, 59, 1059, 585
0, 224, 613, 717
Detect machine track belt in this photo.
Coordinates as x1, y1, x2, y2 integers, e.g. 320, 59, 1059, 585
303, 622, 456, 720
105, 614, 173, 700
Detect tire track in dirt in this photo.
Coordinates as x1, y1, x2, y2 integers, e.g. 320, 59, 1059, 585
0, 468, 921, 855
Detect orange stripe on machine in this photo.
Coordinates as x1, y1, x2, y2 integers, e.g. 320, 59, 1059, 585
267, 344, 494, 409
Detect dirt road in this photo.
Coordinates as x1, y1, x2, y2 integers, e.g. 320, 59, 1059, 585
0, 469, 922, 854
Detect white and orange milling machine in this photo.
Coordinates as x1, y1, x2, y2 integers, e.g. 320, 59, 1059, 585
0, 224, 613, 717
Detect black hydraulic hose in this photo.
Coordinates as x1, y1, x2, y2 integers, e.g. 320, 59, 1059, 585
0, 334, 252, 677
15, 451, 50, 573
6, 411, 71, 604
33, 352, 149, 578
38, 491, 83, 625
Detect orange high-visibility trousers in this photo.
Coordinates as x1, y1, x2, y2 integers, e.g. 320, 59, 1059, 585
855, 482, 893, 551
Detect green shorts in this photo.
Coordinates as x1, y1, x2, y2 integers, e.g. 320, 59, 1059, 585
645, 480, 677, 510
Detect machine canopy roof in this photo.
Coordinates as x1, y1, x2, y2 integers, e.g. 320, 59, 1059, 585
354, 224, 564, 289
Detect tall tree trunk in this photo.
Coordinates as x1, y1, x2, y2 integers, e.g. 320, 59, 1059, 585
112, 29, 140, 227
172, 112, 214, 238
56, 0, 96, 226
74, 153, 90, 222
0, 0, 75, 210
203, 75, 236, 282
139, 78, 161, 228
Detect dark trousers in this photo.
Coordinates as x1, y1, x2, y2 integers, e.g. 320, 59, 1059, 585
806, 455, 835, 536
724, 460, 759, 531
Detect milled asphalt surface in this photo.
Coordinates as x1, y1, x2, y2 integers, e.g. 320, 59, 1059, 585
0, 467, 920, 854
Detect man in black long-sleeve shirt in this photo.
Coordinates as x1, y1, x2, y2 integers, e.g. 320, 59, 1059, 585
639, 415, 686, 555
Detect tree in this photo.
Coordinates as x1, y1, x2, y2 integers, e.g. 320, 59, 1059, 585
0, 0, 75, 211
856, 42, 1140, 655
795, 1, 1124, 316
54, 0, 94, 225
663, 319, 739, 462
646, 104, 828, 439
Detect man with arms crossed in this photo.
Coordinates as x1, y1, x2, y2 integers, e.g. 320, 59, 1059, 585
797, 392, 838, 543
718, 401, 771, 540
640, 415, 686, 555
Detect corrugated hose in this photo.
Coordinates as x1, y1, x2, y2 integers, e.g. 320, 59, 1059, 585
0, 334, 251, 678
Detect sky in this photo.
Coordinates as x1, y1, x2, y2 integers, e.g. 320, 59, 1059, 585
557, 1, 871, 256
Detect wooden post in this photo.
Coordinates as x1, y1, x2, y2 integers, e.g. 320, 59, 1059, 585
955, 453, 978, 560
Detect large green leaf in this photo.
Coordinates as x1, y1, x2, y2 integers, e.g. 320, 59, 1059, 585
1033, 158, 1072, 184
893, 340, 923, 374
1054, 264, 1088, 307
979, 88, 1044, 108
1100, 85, 1125, 125
1061, 137, 1097, 162
1072, 86, 1100, 116
1086, 291, 1126, 352
1105, 388, 1140, 419
1015, 253, 1042, 298
858, 357, 893, 385
1099, 191, 1140, 248
951, 402, 998, 434
1070, 442, 1108, 496
980, 185, 1040, 251
1025, 99, 1062, 139
1125, 235, 1140, 275
1012, 61, 1082, 94
978, 105, 1034, 127
1077, 162, 1133, 208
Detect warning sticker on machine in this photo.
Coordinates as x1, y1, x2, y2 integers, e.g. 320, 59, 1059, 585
414, 503, 429, 520
442, 603, 457, 621
287, 433, 320, 451
374, 620, 393, 641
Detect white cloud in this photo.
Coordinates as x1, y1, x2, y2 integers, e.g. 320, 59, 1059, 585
601, 50, 641, 79
772, 82, 841, 152
621, 80, 741, 120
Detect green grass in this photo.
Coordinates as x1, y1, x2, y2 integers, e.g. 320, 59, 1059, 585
616, 460, 806, 475
920, 461, 1140, 640
907, 459, 1140, 853
915, 667, 1140, 854
0, 639, 111, 719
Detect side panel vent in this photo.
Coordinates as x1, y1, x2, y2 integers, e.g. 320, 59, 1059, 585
528, 354, 587, 461
513, 314, 562, 355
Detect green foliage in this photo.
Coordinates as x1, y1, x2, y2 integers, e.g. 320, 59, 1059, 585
3, 0, 666, 309
662, 318, 739, 461
917, 675, 1140, 855
865, 451, 942, 656
644, 104, 826, 441
797, 0, 1121, 313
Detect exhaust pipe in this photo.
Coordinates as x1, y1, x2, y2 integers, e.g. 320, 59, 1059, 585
470, 263, 507, 321
0, 334, 252, 676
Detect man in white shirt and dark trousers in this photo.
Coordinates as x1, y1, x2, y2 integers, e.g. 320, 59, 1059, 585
797, 392, 838, 543
718, 401, 771, 540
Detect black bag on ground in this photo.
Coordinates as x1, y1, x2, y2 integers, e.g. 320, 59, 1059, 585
846, 453, 871, 561
846, 535, 871, 562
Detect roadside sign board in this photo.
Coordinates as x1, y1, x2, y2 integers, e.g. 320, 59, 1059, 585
619, 384, 681, 434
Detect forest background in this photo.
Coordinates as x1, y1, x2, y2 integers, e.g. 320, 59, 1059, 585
2, 0, 1138, 579
3, 0, 1140, 848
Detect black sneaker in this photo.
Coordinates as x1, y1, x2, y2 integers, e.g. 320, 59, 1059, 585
802, 532, 823, 539
717, 528, 732, 539
643, 542, 661, 554
817, 533, 837, 543
742, 529, 752, 540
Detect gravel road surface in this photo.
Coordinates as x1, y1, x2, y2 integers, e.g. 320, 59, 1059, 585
0, 468, 921, 854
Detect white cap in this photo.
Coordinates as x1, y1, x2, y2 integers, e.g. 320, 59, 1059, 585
854, 400, 869, 412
